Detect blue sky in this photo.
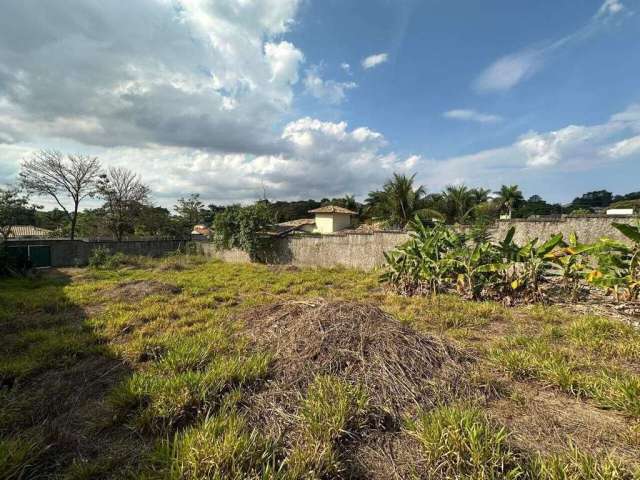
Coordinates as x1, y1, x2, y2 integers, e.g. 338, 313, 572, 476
0, 0, 639, 206
290, 0, 638, 155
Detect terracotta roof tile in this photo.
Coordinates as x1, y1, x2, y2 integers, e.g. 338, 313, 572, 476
308, 205, 357, 215
278, 218, 316, 227
7, 225, 52, 238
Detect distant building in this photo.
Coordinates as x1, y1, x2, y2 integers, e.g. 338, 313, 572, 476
276, 218, 316, 234
275, 205, 359, 235
6, 225, 52, 239
308, 205, 358, 234
606, 208, 634, 216
191, 224, 212, 239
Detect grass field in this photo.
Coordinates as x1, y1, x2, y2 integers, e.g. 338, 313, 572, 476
1, 255, 639, 479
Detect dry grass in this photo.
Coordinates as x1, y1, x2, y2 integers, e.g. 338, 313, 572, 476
1, 256, 639, 479
242, 300, 467, 418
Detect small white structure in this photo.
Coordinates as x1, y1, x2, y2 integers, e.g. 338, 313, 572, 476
606, 209, 634, 216
309, 205, 358, 234
276, 218, 316, 233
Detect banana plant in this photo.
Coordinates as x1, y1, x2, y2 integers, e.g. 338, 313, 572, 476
381, 216, 461, 294
509, 233, 564, 296
446, 241, 501, 300
587, 223, 640, 301
549, 232, 595, 300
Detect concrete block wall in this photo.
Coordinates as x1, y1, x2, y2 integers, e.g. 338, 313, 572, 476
201, 216, 639, 271
200, 231, 409, 271
5, 239, 189, 267
490, 215, 639, 245
6, 216, 637, 271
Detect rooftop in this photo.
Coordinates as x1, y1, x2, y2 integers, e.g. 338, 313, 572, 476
191, 225, 212, 236
277, 218, 316, 228
7, 225, 53, 238
308, 205, 358, 215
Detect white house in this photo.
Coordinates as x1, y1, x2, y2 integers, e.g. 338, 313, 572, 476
276, 205, 358, 235
308, 205, 357, 234
606, 208, 635, 216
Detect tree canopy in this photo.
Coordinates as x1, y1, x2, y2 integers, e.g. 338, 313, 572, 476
20, 150, 101, 239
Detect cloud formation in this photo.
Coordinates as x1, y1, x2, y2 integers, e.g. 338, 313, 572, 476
0, 0, 303, 155
361, 53, 389, 70
474, 0, 628, 92
85, 117, 417, 203
416, 103, 640, 195
443, 109, 503, 124
596, 0, 625, 19
303, 66, 357, 104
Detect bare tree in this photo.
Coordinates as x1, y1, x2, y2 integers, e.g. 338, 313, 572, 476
97, 167, 150, 241
19, 150, 101, 240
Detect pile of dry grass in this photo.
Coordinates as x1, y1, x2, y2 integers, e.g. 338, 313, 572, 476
242, 300, 469, 427
104, 280, 181, 302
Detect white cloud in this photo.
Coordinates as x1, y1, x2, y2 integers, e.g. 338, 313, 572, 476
361, 53, 388, 70
0, 0, 303, 154
595, 0, 625, 19
443, 109, 503, 124
303, 66, 357, 104
340, 62, 352, 74
604, 135, 640, 158
413, 103, 640, 195
265, 41, 304, 85
473, 50, 543, 92
474, 0, 629, 93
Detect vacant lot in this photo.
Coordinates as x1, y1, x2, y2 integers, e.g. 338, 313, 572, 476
1, 256, 639, 479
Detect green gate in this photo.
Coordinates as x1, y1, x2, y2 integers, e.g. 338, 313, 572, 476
6, 246, 28, 269
29, 245, 52, 267
5, 244, 51, 268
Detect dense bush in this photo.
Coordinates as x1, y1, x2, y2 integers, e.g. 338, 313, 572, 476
212, 203, 274, 261
88, 246, 127, 269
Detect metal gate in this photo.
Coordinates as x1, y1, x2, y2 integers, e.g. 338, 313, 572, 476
6, 244, 51, 268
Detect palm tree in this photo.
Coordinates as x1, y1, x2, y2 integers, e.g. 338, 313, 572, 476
495, 185, 524, 218
341, 194, 358, 211
365, 173, 440, 228
470, 187, 491, 205
438, 184, 478, 224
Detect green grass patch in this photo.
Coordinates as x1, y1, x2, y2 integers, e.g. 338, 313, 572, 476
109, 352, 270, 433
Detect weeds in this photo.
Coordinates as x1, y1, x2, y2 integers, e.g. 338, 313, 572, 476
287, 376, 368, 478
158, 410, 279, 480
0, 436, 46, 480
406, 404, 525, 479
110, 353, 270, 433
407, 405, 638, 479
2, 256, 639, 477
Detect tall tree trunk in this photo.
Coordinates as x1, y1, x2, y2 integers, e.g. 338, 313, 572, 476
70, 201, 79, 240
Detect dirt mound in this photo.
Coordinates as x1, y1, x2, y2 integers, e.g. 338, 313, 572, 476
242, 300, 468, 419
105, 280, 181, 302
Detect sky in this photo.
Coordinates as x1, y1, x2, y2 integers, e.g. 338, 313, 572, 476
0, 0, 639, 208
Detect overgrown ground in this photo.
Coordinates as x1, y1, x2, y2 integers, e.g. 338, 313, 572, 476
1, 255, 639, 479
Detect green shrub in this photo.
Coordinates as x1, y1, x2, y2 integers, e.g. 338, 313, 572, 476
212, 203, 275, 261
88, 246, 128, 269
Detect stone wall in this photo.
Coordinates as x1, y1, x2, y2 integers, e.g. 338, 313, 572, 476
200, 231, 409, 271
201, 216, 639, 271
490, 215, 639, 245
6, 238, 190, 267
10, 215, 636, 270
